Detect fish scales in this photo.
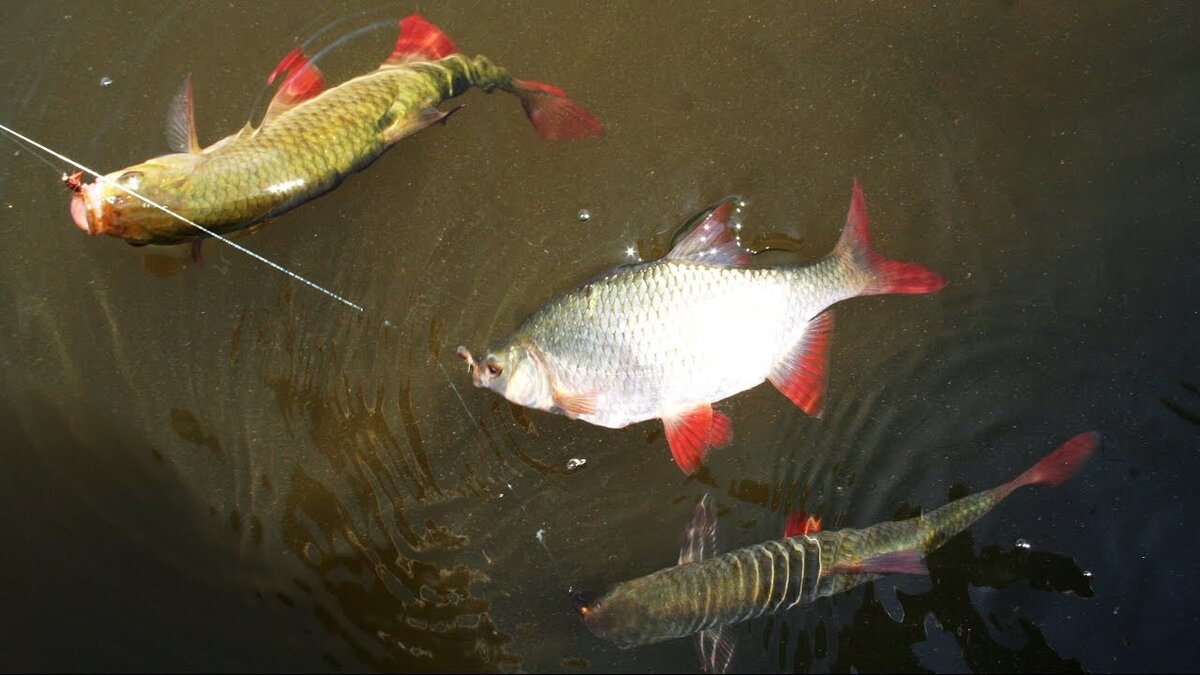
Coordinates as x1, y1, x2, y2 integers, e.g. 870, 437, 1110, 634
586, 536, 824, 648
575, 432, 1098, 654
69, 15, 602, 245
461, 183, 945, 474
149, 57, 505, 238
518, 257, 855, 429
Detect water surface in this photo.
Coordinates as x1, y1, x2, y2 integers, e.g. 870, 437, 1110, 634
0, 2, 1197, 672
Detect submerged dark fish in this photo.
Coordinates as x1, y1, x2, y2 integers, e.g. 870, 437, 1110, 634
68, 13, 602, 247
459, 181, 943, 475
573, 432, 1098, 671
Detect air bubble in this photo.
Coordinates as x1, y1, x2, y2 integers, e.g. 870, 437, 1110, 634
1015, 538, 1031, 550
578, 209, 591, 222
99, 76, 113, 88
567, 457, 587, 471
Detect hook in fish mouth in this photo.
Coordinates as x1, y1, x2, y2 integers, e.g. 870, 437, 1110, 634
62, 171, 84, 193
456, 346, 476, 370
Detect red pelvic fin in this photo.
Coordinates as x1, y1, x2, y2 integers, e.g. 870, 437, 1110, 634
552, 387, 597, 419
768, 311, 834, 417
663, 405, 733, 475
836, 178, 945, 296
1004, 431, 1099, 494
513, 79, 604, 140
666, 198, 752, 266
784, 511, 822, 538
831, 550, 928, 576
262, 47, 325, 127
385, 13, 459, 66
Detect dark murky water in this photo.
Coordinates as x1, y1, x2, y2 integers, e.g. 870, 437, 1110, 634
1, 2, 1197, 672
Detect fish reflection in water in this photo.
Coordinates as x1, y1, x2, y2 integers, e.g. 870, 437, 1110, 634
573, 432, 1097, 673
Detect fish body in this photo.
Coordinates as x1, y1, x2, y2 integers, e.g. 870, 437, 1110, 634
575, 432, 1098, 663
459, 181, 944, 474
69, 14, 602, 246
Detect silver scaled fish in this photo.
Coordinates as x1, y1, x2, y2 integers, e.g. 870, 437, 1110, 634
573, 431, 1099, 672
458, 181, 944, 474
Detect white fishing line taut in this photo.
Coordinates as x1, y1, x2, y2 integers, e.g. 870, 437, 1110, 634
0, 121, 503, 443
0, 121, 364, 313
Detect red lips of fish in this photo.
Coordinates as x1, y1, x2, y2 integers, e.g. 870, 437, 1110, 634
68, 181, 107, 236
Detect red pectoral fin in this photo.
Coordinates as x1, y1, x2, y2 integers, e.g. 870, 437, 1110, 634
768, 311, 834, 417
663, 405, 732, 475
385, 13, 459, 65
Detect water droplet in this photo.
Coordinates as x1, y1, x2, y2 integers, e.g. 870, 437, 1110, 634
578, 209, 591, 222
566, 457, 587, 471
99, 76, 113, 88
1015, 538, 1031, 550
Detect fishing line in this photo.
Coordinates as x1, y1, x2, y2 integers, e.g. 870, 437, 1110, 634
534, 527, 577, 594
0, 122, 364, 313
4, 132, 71, 176
0, 122, 491, 440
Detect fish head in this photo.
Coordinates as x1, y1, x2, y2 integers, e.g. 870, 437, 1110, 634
70, 153, 202, 244
572, 585, 658, 648
571, 588, 610, 638
457, 342, 553, 410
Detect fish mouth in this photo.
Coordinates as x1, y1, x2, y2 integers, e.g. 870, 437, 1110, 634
69, 182, 106, 236
457, 346, 484, 387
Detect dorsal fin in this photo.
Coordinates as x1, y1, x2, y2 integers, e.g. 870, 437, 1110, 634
678, 494, 717, 565
261, 47, 326, 128
666, 198, 752, 265
165, 75, 202, 154
383, 13, 458, 66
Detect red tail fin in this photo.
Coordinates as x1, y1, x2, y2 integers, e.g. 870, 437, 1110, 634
1005, 431, 1099, 494
836, 178, 945, 295
514, 79, 604, 140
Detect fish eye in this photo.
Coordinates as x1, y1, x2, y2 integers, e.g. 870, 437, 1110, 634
116, 171, 143, 189
485, 358, 503, 377
571, 588, 600, 614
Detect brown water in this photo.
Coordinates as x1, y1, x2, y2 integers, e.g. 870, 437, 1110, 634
1, 2, 1197, 672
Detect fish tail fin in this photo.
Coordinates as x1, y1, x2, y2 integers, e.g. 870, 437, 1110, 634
1000, 431, 1099, 497
511, 79, 604, 140
835, 178, 946, 296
